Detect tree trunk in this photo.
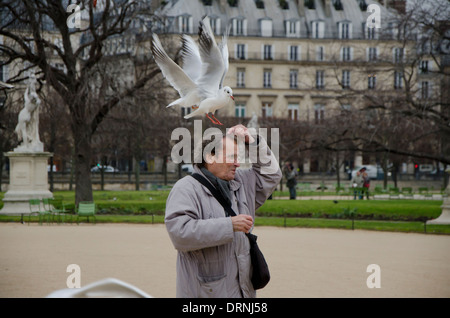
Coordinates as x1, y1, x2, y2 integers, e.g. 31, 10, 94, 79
0, 153, 3, 192
163, 155, 168, 186
49, 157, 54, 192
100, 156, 107, 191
335, 151, 341, 188
134, 156, 140, 191
69, 149, 74, 191
382, 156, 388, 189
392, 162, 399, 188
73, 125, 94, 206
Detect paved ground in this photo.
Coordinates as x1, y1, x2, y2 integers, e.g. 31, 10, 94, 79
0, 223, 449, 298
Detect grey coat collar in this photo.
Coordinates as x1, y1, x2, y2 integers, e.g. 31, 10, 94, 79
192, 165, 242, 194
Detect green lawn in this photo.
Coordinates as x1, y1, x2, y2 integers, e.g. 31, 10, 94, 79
254, 217, 449, 234
1, 190, 449, 234
256, 199, 443, 221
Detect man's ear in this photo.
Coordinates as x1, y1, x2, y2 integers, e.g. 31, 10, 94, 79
205, 153, 215, 164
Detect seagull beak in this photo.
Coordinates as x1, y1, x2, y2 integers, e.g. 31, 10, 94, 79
230, 95, 234, 100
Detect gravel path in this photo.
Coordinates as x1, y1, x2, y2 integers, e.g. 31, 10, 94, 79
0, 223, 448, 298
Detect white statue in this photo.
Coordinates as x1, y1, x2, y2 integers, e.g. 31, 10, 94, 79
14, 72, 44, 152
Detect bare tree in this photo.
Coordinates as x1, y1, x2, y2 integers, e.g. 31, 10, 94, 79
0, 1, 163, 204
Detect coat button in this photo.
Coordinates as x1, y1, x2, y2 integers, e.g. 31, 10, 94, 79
209, 289, 213, 292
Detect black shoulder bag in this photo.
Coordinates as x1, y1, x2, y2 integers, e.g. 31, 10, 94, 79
191, 173, 270, 290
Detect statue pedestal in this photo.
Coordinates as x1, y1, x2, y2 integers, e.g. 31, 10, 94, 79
427, 198, 450, 225
0, 151, 53, 216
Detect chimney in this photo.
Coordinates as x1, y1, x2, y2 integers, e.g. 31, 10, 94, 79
220, 0, 227, 11
324, 0, 331, 17
297, 0, 305, 15
390, 0, 406, 14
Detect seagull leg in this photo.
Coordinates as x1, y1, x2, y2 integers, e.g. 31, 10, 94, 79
206, 113, 220, 125
210, 114, 223, 125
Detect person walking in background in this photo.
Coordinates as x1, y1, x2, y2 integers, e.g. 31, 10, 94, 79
361, 168, 370, 200
283, 162, 297, 200
351, 168, 364, 200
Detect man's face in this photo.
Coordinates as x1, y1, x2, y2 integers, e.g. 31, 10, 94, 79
206, 137, 240, 181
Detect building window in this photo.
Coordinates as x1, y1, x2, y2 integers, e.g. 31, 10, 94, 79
394, 71, 403, 89
339, 22, 351, 39
316, 46, 324, 61
393, 47, 404, 63
235, 103, 246, 117
181, 107, 191, 118
341, 47, 351, 61
262, 102, 273, 118
289, 45, 299, 61
260, 18, 273, 37
316, 70, 324, 89
288, 104, 299, 120
237, 68, 245, 88
236, 44, 246, 60
286, 20, 300, 37
236, 19, 244, 35
368, 74, 376, 89
367, 47, 377, 61
311, 21, 324, 39
287, 21, 296, 36
314, 104, 325, 124
387, 22, 397, 39
263, 44, 273, 60
367, 27, 375, 39
313, 22, 319, 38
421, 81, 429, 99
263, 69, 272, 88
305, 0, 315, 9
180, 15, 192, 33
234, 18, 245, 36
333, 0, 343, 10
288, 21, 296, 34
289, 70, 298, 89
342, 70, 350, 89
209, 17, 220, 35
365, 24, 377, 39
419, 60, 429, 73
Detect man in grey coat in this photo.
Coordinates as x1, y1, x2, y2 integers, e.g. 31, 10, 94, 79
165, 124, 282, 298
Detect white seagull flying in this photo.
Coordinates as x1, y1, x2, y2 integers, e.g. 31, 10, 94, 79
151, 17, 233, 125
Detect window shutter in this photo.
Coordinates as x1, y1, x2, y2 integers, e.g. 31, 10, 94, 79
188, 16, 193, 33
216, 18, 221, 35
318, 21, 324, 38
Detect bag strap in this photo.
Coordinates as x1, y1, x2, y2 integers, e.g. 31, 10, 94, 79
191, 173, 237, 217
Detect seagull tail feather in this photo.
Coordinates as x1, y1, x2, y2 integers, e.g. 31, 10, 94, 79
184, 108, 202, 119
